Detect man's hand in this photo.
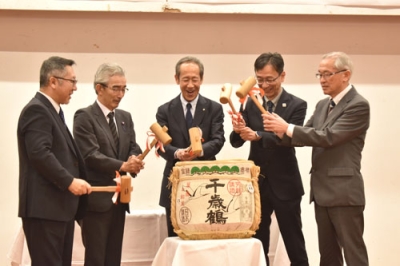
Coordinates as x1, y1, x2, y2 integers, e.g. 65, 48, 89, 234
176, 147, 197, 161
120, 155, 145, 174
230, 113, 246, 133
239, 127, 260, 141
68, 178, 92, 196
262, 112, 289, 135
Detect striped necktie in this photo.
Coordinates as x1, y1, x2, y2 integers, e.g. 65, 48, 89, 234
328, 99, 336, 114
107, 112, 119, 152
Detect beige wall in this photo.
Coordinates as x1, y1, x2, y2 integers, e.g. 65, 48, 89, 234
1, 9, 400, 265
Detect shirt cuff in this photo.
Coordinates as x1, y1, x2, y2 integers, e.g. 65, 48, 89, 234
286, 124, 295, 138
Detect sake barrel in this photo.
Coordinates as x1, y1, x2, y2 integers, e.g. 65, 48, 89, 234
169, 159, 261, 240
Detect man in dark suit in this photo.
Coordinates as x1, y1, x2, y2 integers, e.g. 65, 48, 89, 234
73, 63, 144, 266
17, 56, 91, 266
230, 53, 309, 266
156, 56, 225, 237
264, 51, 369, 266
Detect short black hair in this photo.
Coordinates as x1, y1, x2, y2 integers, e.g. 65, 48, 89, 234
254, 52, 284, 74
39, 56, 76, 87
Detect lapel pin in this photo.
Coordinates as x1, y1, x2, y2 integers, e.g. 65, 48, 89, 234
203, 108, 205, 111
282, 103, 287, 107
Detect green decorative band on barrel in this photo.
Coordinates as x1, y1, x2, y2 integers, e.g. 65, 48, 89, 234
190, 165, 240, 175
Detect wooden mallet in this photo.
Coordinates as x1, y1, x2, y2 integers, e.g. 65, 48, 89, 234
188, 127, 203, 156
138, 122, 172, 160
91, 175, 132, 203
220, 83, 237, 114
236, 76, 267, 114
90, 123, 171, 203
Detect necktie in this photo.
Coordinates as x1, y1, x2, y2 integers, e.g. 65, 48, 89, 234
59, 108, 65, 124
107, 112, 119, 151
186, 103, 193, 129
328, 99, 336, 114
266, 101, 274, 113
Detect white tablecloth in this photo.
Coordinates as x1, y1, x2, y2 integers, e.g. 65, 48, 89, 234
8, 210, 290, 266
8, 209, 168, 266
152, 237, 267, 266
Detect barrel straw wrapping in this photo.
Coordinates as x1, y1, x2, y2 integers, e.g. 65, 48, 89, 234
169, 159, 261, 240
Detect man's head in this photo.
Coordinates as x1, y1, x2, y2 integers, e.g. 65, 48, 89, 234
317, 51, 353, 98
254, 52, 286, 100
175, 56, 204, 102
94, 63, 127, 111
39, 56, 77, 105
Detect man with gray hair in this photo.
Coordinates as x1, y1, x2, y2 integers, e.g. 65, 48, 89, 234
73, 63, 144, 266
263, 52, 369, 265
156, 56, 225, 237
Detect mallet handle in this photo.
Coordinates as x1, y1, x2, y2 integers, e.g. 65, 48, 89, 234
91, 186, 117, 192
228, 99, 237, 114
138, 138, 158, 160
249, 93, 268, 114
138, 124, 171, 160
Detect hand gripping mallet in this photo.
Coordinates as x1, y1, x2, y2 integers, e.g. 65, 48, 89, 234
91, 174, 132, 203
90, 124, 172, 203
236, 76, 268, 114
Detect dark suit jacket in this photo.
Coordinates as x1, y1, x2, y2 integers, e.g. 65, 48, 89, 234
73, 102, 142, 212
156, 94, 225, 208
282, 87, 369, 206
230, 89, 307, 200
18, 92, 87, 221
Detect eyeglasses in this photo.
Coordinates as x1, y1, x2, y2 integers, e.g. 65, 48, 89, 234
315, 69, 347, 79
53, 76, 78, 86
256, 74, 280, 85
100, 84, 129, 93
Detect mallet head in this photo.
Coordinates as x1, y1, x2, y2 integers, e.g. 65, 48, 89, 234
236, 76, 257, 98
220, 83, 233, 104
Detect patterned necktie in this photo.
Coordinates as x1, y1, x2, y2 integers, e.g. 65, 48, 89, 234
107, 112, 119, 151
186, 103, 193, 129
328, 99, 336, 114
59, 108, 65, 124
266, 100, 274, 113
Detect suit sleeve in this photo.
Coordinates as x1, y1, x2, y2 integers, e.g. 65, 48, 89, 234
292, 99, 370, 148
229, 103, 247, 148
265, 99, 307, 147
127, 114, 142, 156
20, 104, 74, 190
73, 109, 123, 173
155, 105, 178, 161
127, 114, 142, 177
201, 102, 225, 159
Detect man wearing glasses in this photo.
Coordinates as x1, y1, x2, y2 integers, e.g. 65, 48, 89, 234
263, 52, 369, 265
17, 56, 91, 266
230, 52, 309, 266
73, 63, 144, 266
